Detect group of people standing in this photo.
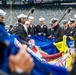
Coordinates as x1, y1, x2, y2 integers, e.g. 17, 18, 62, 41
0, 8, 76, 75
11, 14, 47, 43
9, 13, 76, 47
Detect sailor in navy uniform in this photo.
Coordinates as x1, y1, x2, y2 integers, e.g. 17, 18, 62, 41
67, 18, 76, 48
74, 14, 76, 27
28, 16, 36, 37
62, 20, 70, 35
12, 14, 29, 43
36, 18, 47, 36
50, 18, 64, 43
66, 18, 76, 41
46, 21, 54, 39
0, 9, 6, 69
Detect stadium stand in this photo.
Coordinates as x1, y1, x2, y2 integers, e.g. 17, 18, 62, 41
0, 0, 76, 27
0, 5, 74, 27
0, 0, 76, 5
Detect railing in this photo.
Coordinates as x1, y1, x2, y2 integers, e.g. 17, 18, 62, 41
0, 0, 76, 5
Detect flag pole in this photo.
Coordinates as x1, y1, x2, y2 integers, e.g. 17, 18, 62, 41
58, 7, 72, 24
27, 8, 35, 20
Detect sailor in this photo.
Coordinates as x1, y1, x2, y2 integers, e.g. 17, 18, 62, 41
64, 18, 76, 47
0, 9, 7, 44
28, 16, 36, 37
62, 20, 70, 35
0, 9, 6, 68
12, 14, 29, 43
65, 18, 76, 41
51, 18, 64, 43
24, 21, 30, 39
17, 14, 27, 24
74, 14, 76, 26
36, 18, 47, 36
0, 9, 6, 27
46, 21, 54, 39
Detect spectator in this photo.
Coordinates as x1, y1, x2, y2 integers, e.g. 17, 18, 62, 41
8, 25, 13, 34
